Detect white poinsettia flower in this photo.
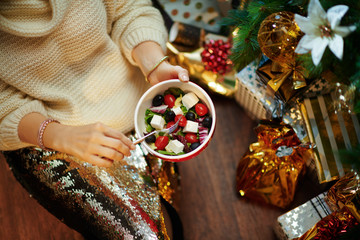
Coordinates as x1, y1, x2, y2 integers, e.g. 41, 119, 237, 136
294, 0, 356, 66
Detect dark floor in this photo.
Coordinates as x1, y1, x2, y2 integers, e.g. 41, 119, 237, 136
0, 95, 326, 240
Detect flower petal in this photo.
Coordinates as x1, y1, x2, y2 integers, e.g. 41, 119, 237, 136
327, 5, 349, 29
308, 0, 327, 26
311, 37, 329, 66
334, 25, 356, 37
329, 34, 344, 60
295, 34, 316, 54
295, 14, 319, 35
300, 35, 321, 50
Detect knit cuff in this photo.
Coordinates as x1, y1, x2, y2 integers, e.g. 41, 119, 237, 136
0, 100, 47, 151
120, 19, 168, 66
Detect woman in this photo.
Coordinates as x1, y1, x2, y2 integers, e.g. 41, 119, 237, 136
0, 0, 188, 239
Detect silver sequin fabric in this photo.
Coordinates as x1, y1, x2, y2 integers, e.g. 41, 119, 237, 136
3, 142, 174, 240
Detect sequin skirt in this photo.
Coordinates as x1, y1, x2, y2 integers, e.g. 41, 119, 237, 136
2, 140, 180, 240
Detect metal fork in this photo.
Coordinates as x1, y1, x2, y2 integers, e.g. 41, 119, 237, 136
133, 117, 181, 145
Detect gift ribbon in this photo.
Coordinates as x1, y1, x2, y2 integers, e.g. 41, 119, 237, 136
267, 60, 307, 92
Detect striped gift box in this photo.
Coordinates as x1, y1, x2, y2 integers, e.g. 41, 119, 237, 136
274, 192, 332, 240
300, 94, 360, 183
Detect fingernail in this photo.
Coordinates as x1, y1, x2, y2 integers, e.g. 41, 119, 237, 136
180, 73, 189, 82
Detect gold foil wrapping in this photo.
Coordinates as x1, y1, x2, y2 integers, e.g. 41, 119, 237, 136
256, 60, 307, 103
326, 171, 360, 222
236, 120, 310, 208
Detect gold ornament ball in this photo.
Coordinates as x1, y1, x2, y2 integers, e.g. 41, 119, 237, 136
257, 11, 303, 64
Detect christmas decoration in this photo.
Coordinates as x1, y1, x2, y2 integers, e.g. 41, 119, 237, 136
257, 11, 308, 96
201, 39, 233, 75
300, 93, 360, 183
274, 192, 332, 240
169, 21, 204, 49
256, 59, 307, 102
299, 207, 359, 240
298, 172, 360, 239
158, 0, 225, 33
294, 0, 356, 66
235, 59, 286, 120
257, 11, 302, 64
222, 0, 360, 174
236, 120, 311, 208
167, 35, 237, 98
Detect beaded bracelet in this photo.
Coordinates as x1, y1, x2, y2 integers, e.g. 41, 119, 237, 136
145, 56, 169, 83
37, 119, 60, 151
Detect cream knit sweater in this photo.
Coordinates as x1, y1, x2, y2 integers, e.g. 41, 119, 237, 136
0, 0, 168, 150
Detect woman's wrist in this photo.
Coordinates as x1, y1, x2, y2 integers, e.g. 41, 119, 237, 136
37, 119, 60, 151
132, 41, 166, 77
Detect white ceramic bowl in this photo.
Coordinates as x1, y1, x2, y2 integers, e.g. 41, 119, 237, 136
134, 79, 216, 162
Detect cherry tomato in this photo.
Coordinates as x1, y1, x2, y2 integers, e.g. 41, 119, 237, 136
185, 133, 198, 143
155, 136, 169, 150
164, 94, 176, 108
166, 121, 179, 132
175, 114, 187, 127
195, 103, 208, 116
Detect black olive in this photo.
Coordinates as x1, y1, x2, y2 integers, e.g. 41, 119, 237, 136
165, 110, 176, 122
202, 116, 212, 128
185, 111, 196, 121
190, 142, 201, 150
152, 94, 164, 106
145, 134, 156, 143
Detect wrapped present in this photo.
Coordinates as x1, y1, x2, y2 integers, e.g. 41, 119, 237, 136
298, 172, 360, 240
168, 21, 205, 49
275, 172, 360, 240
325, 171, 360, 221
157, 0, 225, 33
274, 192, 332, 240
256, 60, 311, 104
236, 120, 311, 208
234, 60, 284, 120
166, 35, 238, 98
300, 93, 360, 183
298, 207, 359, 240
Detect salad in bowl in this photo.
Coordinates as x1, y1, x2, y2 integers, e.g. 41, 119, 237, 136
134, 79, 216, 162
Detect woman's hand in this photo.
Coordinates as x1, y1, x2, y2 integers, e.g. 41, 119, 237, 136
146, 60, 189, 85
50, 122, 135, 167
18, 113, 135, 167
132, 41, 189, 85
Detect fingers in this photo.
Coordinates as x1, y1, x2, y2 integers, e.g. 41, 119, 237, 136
87, 123, 135, 165
151, 62, 189, 83
97, 145, 125, 162
103, 126, 136, 151
176, 66, 189, 82
102, 136, 132, 157
87, 155, 114, 168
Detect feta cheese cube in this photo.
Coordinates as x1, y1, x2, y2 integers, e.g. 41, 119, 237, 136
150, 115, 165, 130
182, 92, 199, 110
183, 120, 198, 133
165, 140, 184, 154
172, 106, 183, 115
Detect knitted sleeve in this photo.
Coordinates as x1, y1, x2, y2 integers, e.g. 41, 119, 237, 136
0, 80, 47, 150
109, 0, 168, 66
